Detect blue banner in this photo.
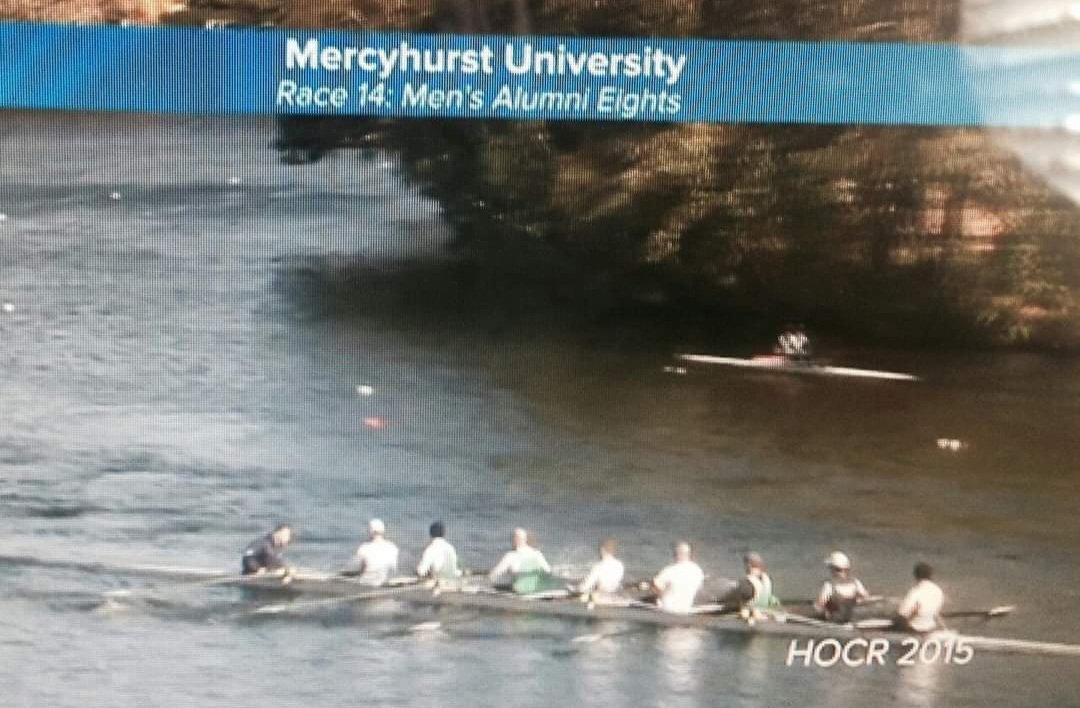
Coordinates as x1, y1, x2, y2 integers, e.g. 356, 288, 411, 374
1, 21, 1078, 127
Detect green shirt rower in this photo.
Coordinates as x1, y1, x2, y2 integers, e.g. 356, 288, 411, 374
722, 551, 780, 617
488, 528, 560, 594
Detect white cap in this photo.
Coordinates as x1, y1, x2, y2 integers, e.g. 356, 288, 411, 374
369, 518, 386, 535
825, 551, 851, 570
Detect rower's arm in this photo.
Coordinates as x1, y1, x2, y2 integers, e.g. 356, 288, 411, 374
488, 552, 513, 581
896, 589, 918, 619
722, 578, 755, 606
813, 582, 830, 613
416, 548, 433, 578
652, 569, 669, 594
579, 565, 600, 594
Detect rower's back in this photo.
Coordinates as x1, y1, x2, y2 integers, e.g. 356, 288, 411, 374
510, 547, 556, 594
418, 535, 461, 581
355, 532, 399, 586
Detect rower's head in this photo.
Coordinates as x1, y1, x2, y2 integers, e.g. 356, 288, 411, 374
744, 551, 766, 574
429, 521, 445, 539
599, 538, 617, 558
673, 541, 692, 562
512, 527, 529, 549
825, 551, 851, 576
914, 562, 934, 581
271, 524, 292, 546
369, 518, 386, 539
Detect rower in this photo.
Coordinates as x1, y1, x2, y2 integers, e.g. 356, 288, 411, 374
774, 323, 812, 362
577, 538, 625, 601
416, 520, 462, 582
488, 528, 556, 594
241, 524, 293, 578
350, 518, 399, 586
895, 562, 945, 633
652, 541, 705, 614
814, 551, 870, 623
721, 551, 779, 617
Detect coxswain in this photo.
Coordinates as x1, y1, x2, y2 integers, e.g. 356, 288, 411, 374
721, 551, 780, 618
895, 562, 945, 633
416, 520, 462, 582
241, 524, 293, 578
814, 551, 871, 623
651, 541, 705, 614
488, 528, 557, 594
350, 518, 399, 586
577, 538, 625, 602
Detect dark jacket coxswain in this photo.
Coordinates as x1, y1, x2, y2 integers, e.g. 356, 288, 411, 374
241, 524, 292, 576
721, 552, 780, 617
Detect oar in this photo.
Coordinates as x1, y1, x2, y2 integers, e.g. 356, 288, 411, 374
942, 605, 1015, 619
102, 568, 294, 600
248, 578, 423, 615
778, 595, 890, 608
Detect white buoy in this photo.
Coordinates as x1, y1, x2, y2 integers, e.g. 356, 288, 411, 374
0, 213, 8, 222
227, 177, 242, 185
408, 621, 442, 633
356, 385, 375, 396
109, 191, 122, 201
2, 303, 14, 313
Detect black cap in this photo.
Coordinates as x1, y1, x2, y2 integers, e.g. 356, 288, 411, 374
914, 562, 933, 580
429, 521, 445, 538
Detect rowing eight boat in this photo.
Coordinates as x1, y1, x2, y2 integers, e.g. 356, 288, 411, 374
676, 354, 919, 382
5, 553, 1076, 658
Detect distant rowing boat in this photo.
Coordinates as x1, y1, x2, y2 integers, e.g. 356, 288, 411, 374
676, 354, 920, 382
231, 573, 1080, 658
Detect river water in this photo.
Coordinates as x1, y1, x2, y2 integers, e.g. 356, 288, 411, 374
1, 113, 1078, 707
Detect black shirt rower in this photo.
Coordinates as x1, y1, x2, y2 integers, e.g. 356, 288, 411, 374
241, 524, 293, 576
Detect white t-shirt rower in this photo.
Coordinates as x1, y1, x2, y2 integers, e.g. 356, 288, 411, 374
579, 554, 625, 597
652, 543, 705, 614
416, 536, 461, 580
354, 519, 399, 586
898, 579, 945, 632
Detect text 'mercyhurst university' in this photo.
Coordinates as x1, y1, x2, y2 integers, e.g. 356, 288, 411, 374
285, 38, 689, 86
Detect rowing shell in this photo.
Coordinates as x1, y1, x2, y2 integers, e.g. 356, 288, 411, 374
676, 354, 919, 382
233, 574, 1080, 658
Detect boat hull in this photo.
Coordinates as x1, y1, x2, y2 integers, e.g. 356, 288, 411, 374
676, 354, 919, 382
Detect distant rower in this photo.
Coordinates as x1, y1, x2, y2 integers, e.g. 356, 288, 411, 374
652, 541, 705, 614
577, 538, 625, 601
351, 518, 399, 586
721, 551, 779, 617
241, 524, 293, 577
416, 521, 462, 582
814, 551, 871, 623
489, 528, 556, 594
775, 323, 811, 361
895, 562, 945, 633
